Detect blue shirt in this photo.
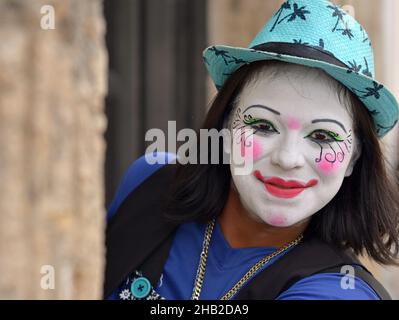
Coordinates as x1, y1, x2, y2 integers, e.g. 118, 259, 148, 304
107, 153, 380, 300
155, 220, 289, 300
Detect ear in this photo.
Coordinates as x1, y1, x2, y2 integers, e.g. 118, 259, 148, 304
344, 160, 355, 177
344, 140, 361, 177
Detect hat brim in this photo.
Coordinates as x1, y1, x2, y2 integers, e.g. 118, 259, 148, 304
203, 45, 399, 138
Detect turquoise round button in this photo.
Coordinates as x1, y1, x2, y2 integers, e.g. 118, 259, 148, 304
130, 277, 151, 299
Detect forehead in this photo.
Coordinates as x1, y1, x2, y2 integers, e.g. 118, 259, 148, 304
237, 66, 352, 122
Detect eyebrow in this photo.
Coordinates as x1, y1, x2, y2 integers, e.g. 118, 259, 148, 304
243, 105, 281, 115
311, 119, 347, 133
242, 105, 347, 133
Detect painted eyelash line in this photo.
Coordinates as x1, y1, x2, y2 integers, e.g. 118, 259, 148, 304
306, 130, 345, 142
314, 129, 353, 164
243, 115, 274, 127
242, 115, 344, 142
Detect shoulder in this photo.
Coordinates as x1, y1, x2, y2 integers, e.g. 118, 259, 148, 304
276, 272, 381, 300
107, 152, 177, 220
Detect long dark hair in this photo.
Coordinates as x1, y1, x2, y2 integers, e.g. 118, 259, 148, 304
164, 60, 399, 265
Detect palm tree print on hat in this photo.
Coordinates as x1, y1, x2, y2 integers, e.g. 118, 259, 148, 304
314, 38, 336, 56
270, 1, 310, 32
347, 60, 362, 74
369, 109, 380, 116
360, 25, 372, 46
376, 120, 398, 135
290, 38, 338, 61
313, 38, 337, 57
327, 4, 347, 32
336, 21, 355, 40
327, 5, 355, 40
228, 56, 248, 65
208, 46, 231, 65
293, 39, 310, 45
346, 58, 372, 77
361, 58, 372, 77
270, 1, 291, 32
351, 81, 384, 99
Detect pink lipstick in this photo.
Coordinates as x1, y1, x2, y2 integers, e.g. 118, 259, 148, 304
254, 170, 318, 199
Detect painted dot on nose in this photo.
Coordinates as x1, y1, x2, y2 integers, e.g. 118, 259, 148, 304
287, 117, 301, 130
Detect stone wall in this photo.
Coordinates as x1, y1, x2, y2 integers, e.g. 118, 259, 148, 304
0, 0, 107, 299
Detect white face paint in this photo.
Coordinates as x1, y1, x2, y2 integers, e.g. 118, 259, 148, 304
224, 65, 360, 228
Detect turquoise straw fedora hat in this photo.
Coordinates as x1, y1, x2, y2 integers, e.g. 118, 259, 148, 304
203, 0, 398, 138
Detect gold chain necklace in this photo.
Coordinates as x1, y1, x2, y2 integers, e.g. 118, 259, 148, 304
190, 218, 303, 300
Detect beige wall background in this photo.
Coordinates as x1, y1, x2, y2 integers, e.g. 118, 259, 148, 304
0, 0, 107, 299
207, 0, 399, 298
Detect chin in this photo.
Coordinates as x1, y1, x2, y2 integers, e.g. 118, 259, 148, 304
246, 209, 287, 227
259, 208, 308, 228
267, 216, 290, 227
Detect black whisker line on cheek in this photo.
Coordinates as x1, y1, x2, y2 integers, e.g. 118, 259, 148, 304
315, 143, 324, 163
346, 129, 352, 139
325, 143, 338, 164
346, 137, 353, 152
240, 131, 254, 148
344, 141, 350, 153
335, 141, 346, 162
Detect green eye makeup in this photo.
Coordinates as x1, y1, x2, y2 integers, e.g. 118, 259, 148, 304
306, 130, 344, 143
243, 116, 278, 133
243, 117, 269, 126
242, 114, 344, 143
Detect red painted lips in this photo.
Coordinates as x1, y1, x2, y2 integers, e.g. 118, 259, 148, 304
254, 170, 318, 199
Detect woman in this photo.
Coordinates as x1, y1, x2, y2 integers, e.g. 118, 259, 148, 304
104, 0, 399, 300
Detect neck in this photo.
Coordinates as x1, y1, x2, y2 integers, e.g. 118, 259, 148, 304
218, 186, 309, 249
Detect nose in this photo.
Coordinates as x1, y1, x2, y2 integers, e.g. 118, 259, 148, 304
270, 134, 305, 170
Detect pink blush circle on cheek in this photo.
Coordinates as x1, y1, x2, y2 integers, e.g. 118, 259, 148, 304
252, 138, 263, 161
240, 137, 263, 161
317, 158, 342, 175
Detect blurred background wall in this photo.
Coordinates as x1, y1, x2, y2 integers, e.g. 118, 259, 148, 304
0, 0, 397, 299
104, 0, 207, 206
0, 0, 107, 299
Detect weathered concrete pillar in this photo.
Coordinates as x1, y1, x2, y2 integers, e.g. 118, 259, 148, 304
0, 0, 107, 299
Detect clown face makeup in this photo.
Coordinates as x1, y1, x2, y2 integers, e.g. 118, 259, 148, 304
224, 65, 360, 228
